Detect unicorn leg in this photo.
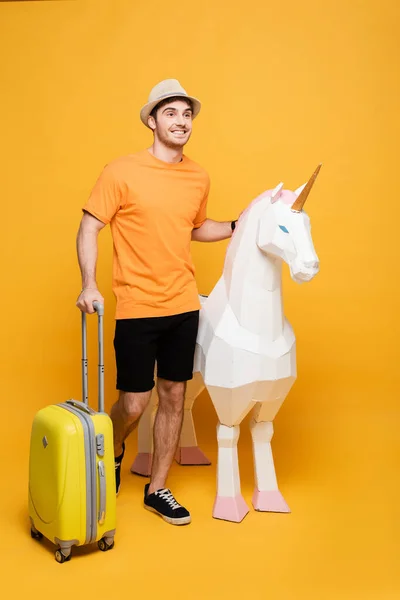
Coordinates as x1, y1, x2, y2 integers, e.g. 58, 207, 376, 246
130, 390, 157, 477
206, 384, 254, 522
175, 373, 211, 466
250, 414, 290, 513
213, 424, 249, 523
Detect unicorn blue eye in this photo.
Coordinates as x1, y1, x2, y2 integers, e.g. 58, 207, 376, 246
279, 225, 289, 233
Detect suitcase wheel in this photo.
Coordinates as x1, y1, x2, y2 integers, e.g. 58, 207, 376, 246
98, 537, 114, 552
31, 528, 43, 541
55, 549, 72, 564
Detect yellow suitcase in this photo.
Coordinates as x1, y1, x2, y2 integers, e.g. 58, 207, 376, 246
28, 303, 116, 563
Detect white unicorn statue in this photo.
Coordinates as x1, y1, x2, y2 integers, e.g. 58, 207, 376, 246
131, 165, 321, 522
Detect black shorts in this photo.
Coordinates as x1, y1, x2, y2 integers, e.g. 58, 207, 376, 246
113, 310, 200, 393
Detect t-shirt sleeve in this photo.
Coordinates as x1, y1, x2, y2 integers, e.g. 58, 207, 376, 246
82, 163, 125, 224
193, 175, 209, 229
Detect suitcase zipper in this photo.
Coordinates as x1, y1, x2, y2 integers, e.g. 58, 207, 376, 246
60, 403, 97, 544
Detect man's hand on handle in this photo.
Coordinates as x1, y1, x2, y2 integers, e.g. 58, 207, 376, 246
76, 288, 105, 314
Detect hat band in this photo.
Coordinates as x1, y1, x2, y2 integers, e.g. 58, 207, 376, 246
152, 91, 188, 102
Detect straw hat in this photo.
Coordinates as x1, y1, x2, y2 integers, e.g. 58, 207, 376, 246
140, 79, 201, 128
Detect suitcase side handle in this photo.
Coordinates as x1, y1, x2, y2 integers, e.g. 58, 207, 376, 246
98, 460, 106, 524
81, 302, 105, 413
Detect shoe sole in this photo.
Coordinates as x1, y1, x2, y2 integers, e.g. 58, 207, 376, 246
144, 504, 191, 525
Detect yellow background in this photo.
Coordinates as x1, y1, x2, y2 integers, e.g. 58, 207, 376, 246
0, 0, 399, 597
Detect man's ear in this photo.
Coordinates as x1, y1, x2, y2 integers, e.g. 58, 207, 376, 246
148, 115, 156, 131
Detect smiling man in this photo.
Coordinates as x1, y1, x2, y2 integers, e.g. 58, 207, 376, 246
76, 79, 238, 525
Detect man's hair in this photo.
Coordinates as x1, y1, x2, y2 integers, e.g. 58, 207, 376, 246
150, 96, 193, 120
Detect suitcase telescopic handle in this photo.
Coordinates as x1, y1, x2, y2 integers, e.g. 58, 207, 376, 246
81, 302, 105, 413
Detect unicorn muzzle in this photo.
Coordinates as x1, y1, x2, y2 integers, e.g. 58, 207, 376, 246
290, 257, 320, 283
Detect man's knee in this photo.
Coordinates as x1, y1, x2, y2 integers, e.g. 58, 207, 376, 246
119, 390, 151, 422
157, 379, 186, 411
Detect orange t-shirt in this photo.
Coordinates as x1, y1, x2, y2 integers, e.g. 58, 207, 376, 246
83, 149, 209, 319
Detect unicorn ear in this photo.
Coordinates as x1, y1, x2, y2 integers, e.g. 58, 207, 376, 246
271, 182, 284, 203
294, 183, 306, 197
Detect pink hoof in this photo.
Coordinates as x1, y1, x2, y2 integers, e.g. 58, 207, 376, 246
175, 446, 211, 466
252, 489, 291, 513
213, 495, 249, 523
130, 453, 152, 477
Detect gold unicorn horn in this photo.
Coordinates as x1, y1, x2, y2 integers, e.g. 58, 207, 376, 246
291, 163, 322, 212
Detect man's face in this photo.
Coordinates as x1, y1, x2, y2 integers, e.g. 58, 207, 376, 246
148, 100, 193, 149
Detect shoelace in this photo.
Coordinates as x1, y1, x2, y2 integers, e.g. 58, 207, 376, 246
155, 489, 182, 510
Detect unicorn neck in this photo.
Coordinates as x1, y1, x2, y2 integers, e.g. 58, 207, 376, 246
227, 254, 284, 339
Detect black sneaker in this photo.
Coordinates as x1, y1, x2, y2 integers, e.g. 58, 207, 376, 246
115, 443, 125, 496
144, 483, 191, 525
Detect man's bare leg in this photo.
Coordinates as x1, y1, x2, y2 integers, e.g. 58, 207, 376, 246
111, 390, 152, 457
148, 379, 185, 494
